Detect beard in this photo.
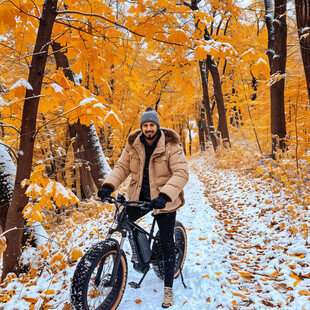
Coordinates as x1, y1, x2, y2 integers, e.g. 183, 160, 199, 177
144, 130, 158, 140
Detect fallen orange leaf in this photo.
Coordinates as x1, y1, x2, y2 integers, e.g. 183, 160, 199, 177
269, 271, 278, 277
299, 290, 310, 296
231, 291, 247, 299
202, 275, 210, 279
238, 271, 253, 279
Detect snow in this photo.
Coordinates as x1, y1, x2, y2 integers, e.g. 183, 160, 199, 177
74, 72, 82, 85
257, 58, 267, 64
0, 96, 9, 106
9, 78, 33, 91
0, 141, 16, 206
50, 83, 63, 93
1, 154, 310, 309
241, 48, 254, 57
88, 122, 111, 179
79, 97, 98, 106
0, 35, 7, 42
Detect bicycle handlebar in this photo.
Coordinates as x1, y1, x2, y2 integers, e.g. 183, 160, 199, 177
101, 195, 152, 211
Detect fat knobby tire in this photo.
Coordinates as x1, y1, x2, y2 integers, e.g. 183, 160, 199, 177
152, 220, 187, 280
70, 240, 127, 310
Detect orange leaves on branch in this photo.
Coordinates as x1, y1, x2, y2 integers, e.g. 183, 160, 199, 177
8, 78, 33, 99
0, 2, 18, 34
22, 164, 80, 226
194, 40, 237, 61
168, 29, 190, 47
132, 21, 161, 42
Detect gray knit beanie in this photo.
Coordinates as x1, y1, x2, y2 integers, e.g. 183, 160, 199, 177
140, 107, 160, 128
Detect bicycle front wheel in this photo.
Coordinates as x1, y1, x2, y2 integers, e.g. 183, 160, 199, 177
70, 240, 127, 310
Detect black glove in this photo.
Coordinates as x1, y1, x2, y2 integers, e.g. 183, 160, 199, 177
150, 193, 170, 210
97, 185, 113, 200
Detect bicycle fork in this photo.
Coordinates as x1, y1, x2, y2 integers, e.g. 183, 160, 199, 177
94, 237, 125, 288
108, 237, 126, 287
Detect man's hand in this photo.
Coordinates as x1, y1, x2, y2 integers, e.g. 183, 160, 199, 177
97, 185, 113, 201
150, 193, 170, 209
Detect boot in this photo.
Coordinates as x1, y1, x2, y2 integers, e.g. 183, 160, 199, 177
162, 286, 173, 308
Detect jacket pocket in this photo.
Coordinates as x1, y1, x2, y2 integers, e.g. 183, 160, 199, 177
154, 156, 170, 178
129, 153, 140, 175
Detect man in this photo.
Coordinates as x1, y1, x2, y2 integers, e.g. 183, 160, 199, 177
98, 107, 189, 308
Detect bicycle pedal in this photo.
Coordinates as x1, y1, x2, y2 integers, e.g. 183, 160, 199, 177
129, 281, 140, 289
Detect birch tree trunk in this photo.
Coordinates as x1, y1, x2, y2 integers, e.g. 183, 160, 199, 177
2, 0, 58, 279
0, 142, 15, 232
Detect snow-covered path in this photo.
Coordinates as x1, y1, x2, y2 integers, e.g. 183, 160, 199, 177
117, 166, 236, 309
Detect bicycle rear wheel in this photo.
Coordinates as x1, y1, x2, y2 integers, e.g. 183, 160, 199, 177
152, 220, 187, 280
71, 240, 127, 310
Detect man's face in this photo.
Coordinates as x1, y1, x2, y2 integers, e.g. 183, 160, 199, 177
141, 122, 158, 140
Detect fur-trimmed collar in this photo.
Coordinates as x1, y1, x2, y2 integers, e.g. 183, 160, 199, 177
127, 128, 181, 146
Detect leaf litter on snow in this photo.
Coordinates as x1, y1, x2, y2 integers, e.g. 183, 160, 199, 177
1, 149, 310, 309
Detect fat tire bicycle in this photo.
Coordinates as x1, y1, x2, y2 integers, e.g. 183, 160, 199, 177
70, 194, 187, 310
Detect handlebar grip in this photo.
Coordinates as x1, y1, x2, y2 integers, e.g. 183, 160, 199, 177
136, 202, 152, 211
101, 195, 114, 203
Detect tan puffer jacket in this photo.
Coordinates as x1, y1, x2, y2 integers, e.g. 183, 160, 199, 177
103, 128, 189, 214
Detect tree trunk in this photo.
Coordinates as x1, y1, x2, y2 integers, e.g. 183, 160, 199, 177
189, 0, 230, 149
69, 121, 111, 197
2, 0, 58, 279
264, 0, 287, 152
199, 60, 219, 151
0, 142, 15, 232
52, 42, 111, 196
197, 119, 205, 152
206, 55, 230, 148
295, 0, 310, 101
264, 0, 275, 65
51, 42, 75, 81
188, 123, 192, 155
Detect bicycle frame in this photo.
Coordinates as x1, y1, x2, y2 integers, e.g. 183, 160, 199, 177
103, 195, 163, 287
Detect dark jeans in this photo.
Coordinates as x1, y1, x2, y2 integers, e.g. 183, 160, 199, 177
127, 207, 176, 288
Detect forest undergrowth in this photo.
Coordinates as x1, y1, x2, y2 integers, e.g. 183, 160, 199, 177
0, 139, 310, 309
192, 140, 310, 308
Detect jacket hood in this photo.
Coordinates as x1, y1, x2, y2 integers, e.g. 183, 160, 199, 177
127, 128, 181, 146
